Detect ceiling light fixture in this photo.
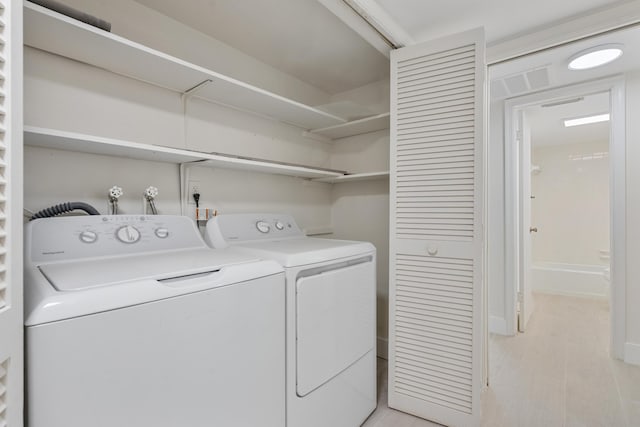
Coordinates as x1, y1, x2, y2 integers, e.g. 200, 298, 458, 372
568, 44, 623, 70
564, 113, 610, 127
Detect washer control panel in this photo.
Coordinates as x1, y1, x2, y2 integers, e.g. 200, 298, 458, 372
255, 221, 271, 234
207, 213, 304, 244
29, 215, 204, 263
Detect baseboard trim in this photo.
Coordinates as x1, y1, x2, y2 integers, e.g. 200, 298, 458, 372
624, 342, 640, 366
377, 336, 388, 360
489, 315, 509, 335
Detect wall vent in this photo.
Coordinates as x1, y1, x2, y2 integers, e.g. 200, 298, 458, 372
490, 66, 552, 100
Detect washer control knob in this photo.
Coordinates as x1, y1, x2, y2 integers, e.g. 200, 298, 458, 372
275, 221, 285, 230
155, 228, 169, 239
116, 225, 141, 243
79, 230, 98, 243
256, 221, 271, 233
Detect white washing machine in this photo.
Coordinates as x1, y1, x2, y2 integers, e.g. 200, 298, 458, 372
206, 213, 377, 427
25, 215, 286, 427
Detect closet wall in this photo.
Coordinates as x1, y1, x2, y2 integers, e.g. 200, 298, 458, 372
329, 80, 391, 357
25, 0, 393, 358
24, 0, 336, 229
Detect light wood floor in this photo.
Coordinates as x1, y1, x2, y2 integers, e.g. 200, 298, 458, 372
363, 293, 640, 427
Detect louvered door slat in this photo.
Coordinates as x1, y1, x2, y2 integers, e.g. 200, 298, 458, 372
399, 67, 476, 93
0, 1, 22, 426
389, 28, 485, 427
396, 328, 472, 353
399, 95, 475, 115
399, 103, 475, 122
398, 50, 475, 78
399, 110, 475, 127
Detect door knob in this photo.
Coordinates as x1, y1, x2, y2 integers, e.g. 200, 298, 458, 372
530, 227, 538, 233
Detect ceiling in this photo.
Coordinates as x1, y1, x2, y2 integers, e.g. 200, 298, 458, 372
375, 0, 631, 44
526, 92, 610, 148
132, 0, 639, 102
490, 24, 640, 100
489, 22, 640, 148
133, 0, 390, 95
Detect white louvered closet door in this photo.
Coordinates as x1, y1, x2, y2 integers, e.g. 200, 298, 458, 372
389, 29, 485, 427
0, 0, 23, 426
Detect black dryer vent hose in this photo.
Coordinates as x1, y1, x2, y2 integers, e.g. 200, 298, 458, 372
30, 202, 100, 220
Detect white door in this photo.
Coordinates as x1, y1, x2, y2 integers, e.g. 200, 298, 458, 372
517, 110, 534, 332
389, 28, 485, 427
0, 1, 24, 426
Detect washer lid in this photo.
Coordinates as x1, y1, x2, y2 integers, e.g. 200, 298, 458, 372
230, 237, 375, 267
39, 248, 260, 291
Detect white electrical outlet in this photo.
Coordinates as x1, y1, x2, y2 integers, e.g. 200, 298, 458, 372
188, 180, 201, 205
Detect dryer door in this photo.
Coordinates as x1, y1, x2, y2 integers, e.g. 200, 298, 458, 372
296, 258, 375, 396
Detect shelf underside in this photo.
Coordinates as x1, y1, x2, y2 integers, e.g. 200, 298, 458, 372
24, 1, 346, 130
24, 127, 346, 180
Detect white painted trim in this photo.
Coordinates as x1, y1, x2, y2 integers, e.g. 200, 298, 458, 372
503, 101, 519, 336
342, 0, 415, 48
315, 0, 393, 58
487, 0, 640, 64
504, 76, 627, 359
376, 336, 388, 360
624, 342, 640, 366
609, 78, 627, 360
489, 315, 509, 336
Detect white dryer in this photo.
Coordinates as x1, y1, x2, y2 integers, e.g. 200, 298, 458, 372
206, 213, 377, 427
25, 215, 286, 427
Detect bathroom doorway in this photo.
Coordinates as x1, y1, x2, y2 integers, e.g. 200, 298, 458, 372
517, 90, 612, 334
480, 77, 633, 425
503, 77, 625, 356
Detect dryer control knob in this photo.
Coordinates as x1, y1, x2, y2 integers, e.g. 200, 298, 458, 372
116, 225, 141, 243
79, 230, 98, 243
256, 221, 271, 233
275, 221, 285, 230
155, 228, 169, 239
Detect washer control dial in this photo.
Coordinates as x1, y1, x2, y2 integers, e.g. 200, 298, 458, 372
155, 227, 169, 239
256, 221, 271, 233
116, 225, 141, 243
79, 230, 98, 243
275, 221, 285, 230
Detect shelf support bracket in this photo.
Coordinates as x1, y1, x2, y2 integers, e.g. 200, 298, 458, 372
181, 79, 213, 149
183, 79, 214, 97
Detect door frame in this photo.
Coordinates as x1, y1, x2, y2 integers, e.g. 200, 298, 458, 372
503, 76, 626, 359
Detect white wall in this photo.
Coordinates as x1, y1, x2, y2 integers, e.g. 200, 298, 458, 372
53, 0, 331, 107
24, 0, 336, 231
487, 100, 507, 334
330, 127, 390, 357
327, 78, 390, 358
24, 146, 332, 232
625, 71, 640, 363
531, 140, 610, 266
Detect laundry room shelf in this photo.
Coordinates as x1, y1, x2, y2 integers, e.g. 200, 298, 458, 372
197, 157, 344, 179
312, 171, 389, 183
309, 113, 390, 139
24, 126, 347, 180
23, 1, 346, 130
24, 127, 206, 163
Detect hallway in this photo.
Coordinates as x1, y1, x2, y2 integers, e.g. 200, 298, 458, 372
366, 294, 640, 426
